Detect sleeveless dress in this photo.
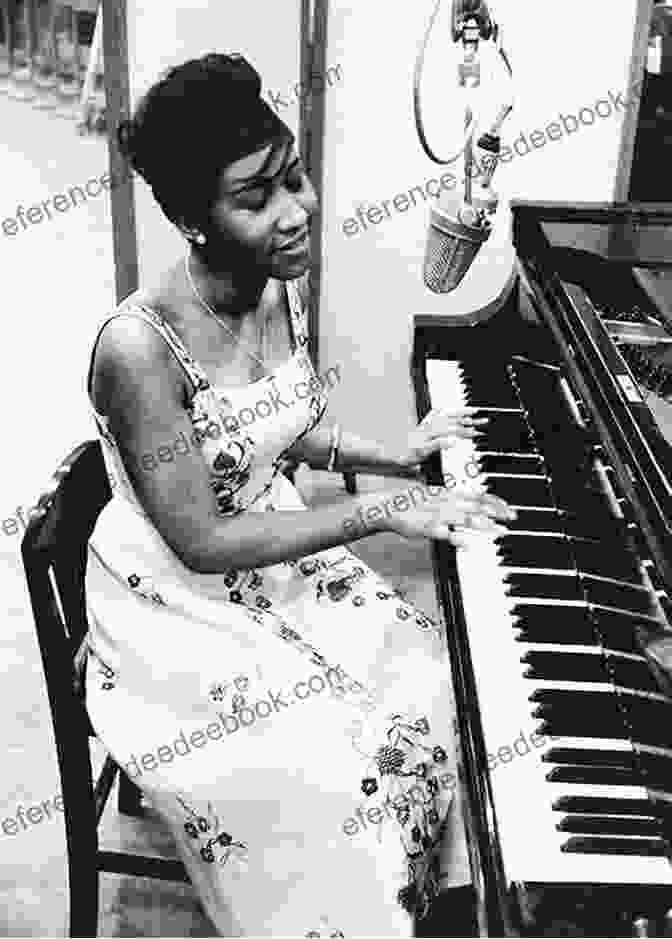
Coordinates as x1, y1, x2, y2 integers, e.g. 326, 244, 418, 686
83, 277, 464, 937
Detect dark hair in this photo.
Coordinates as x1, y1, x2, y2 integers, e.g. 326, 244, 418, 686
117, 53, 293, 232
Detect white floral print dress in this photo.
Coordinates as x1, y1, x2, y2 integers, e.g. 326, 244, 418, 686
84, 275, 464, 937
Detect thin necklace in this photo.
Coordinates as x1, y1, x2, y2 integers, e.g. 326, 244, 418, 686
184, 246, 267, 371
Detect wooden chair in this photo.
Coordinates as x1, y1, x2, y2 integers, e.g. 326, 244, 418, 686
21, 440, 190, 938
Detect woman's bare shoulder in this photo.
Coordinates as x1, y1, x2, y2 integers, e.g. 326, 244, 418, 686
91, 293, 187, 416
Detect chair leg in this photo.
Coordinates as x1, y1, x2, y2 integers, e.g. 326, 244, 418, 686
343, 472, 357, 494
118, 771, 144, 817
69, 849, 99, 938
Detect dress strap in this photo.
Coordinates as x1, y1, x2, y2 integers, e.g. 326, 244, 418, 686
287, 276, 311, 352
87, 305, 211, 403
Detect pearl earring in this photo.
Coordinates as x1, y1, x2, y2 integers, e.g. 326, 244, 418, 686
193, 232, 206, 245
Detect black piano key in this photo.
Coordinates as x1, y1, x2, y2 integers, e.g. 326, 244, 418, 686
639, 752, 672, 795
552, 795, 655, 816
498, 534, 575, 570
578, 576, 655, 616
522, 650, 662, 694
539, 717, 630, 740
558, 512, 630, 543
461, 368, 521, 409
533, 690, 628, 738
514, 613, 645, 655
571, 540, 643, 584
516, 627, 595, 647
591, 609, 658, 655
556, 815, 663, 837
546, 765, 643, 786
536, 692, 672, 749
561, 835, 670, 856
484, 475, 555, 507
472, 413, 536, 454
625, 696, 672, 750
604, 656, 664, 695
512, 603, 600, 645
502, 498, 620, 543
521, 650, 609, 683
506, 572, 582, 601
474, 453, 546, 476
505, 508, 567, 534
543, 747, 636, 769
569, 538, 642, 584
544, 749, 672, 796
532, 688, 621, 709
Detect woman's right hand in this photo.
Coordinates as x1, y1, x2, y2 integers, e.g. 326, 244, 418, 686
360, 483, 517, 547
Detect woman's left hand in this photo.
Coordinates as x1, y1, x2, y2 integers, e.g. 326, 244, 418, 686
398, 408, 488, 474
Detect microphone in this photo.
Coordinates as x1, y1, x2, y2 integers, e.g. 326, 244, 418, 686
422, 128, 501, 293
422, 198, 491, 293
415, 0, 513, 294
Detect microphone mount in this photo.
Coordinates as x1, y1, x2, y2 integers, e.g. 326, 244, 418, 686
413, 0, 512, 167
452, 0, 496, 86
451, 0, 496, 43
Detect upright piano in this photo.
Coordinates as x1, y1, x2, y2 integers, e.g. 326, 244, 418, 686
412, 202, 672, 937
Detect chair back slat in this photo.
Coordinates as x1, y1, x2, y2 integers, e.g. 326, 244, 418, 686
27, 442, 111, 645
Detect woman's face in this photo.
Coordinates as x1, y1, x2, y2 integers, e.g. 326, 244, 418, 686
207, 137, 319, 280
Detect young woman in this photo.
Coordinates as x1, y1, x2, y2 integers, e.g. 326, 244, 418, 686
84, 53, 515, 937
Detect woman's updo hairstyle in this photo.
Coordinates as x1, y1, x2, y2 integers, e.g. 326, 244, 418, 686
117, 53, 292, 234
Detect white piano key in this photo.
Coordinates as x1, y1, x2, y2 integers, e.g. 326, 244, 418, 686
539, 735, 636, 754
517, 678, 625, 695
516, 643, 604, 655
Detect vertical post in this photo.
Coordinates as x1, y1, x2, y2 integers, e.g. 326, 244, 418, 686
299, 0, 328, 372
78, 3, 101, 122
0, 3, 12, 89
101, 0, 138, 304
25, 0, 37, 57
613, 0, 655, 203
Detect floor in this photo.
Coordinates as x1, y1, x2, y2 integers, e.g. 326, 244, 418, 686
0, 90, 462, 936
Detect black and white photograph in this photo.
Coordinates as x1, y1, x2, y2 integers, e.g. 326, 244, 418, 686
2, 0, 672, 935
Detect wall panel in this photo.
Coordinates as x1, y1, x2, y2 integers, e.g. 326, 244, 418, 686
319, 0, 646, 452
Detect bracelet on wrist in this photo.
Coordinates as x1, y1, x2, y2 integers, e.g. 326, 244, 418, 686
327, 423, 342, 473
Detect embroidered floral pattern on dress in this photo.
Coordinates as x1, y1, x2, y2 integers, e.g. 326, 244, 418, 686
208, 672, 250, 704
311, 557, 437, 637
96, 657, 116, 692
210, 437, 256, 515
177, 795, 248, 869
126, 573, 166, 605
236, 605, 377, 711
304, 915, 345, 937
184, 389, 256, 518
352, 713, 453, 921
169, 279, 327, 519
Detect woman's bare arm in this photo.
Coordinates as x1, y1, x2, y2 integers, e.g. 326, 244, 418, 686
91, 318, 391, 572
92, 319, 513, 572
287, 425, 421, 478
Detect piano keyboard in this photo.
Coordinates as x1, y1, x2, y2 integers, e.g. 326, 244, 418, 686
426, 356, 672, 887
